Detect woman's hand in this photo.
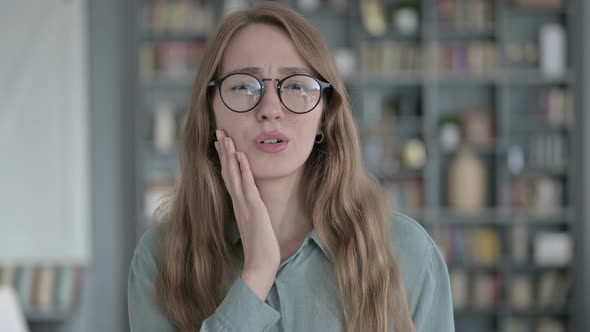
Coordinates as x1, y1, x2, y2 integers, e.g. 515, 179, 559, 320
214, 130, 280, 301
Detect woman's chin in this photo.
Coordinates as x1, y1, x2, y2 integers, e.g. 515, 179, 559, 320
251, 164, 302, 182
252, 170, 291, 181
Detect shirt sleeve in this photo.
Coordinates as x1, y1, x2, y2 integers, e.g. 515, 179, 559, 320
128, 234, 281, 332
410, 243, 456, 332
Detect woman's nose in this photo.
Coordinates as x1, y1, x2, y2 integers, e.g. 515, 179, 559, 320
256, 82, 284, 121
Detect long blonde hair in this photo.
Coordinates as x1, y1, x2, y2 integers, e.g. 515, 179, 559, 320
155, 2, 416, 331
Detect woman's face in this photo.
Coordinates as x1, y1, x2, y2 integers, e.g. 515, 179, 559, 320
212, 23, 324, 180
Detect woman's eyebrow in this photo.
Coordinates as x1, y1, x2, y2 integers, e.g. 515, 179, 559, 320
226, 67, 262, 75
278, 67, 313, 75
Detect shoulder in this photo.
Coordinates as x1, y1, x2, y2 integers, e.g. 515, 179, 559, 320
131, 223, 162, 276
389, 213, 455, 329
389, 212, 435, 267
388, 212, 443, 299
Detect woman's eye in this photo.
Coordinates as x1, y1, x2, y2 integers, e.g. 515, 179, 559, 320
231, 84, 259, 94
284, 83, 308, 92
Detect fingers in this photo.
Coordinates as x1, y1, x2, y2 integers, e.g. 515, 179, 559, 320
215, 130, 246, 207
236, 152, 262, 206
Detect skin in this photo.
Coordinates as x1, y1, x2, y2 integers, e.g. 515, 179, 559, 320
212, 23, 325, 301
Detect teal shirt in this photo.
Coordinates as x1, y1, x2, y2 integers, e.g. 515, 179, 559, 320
128, 213, 455, 331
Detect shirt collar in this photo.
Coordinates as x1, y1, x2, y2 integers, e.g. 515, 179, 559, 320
308, 229, 330, 259
228, 223, 331, 261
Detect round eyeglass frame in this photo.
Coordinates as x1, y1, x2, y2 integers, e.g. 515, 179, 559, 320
208, 73, 332, 114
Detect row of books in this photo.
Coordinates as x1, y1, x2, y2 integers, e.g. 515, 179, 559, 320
450, 271, 499, 309
437, 0, 494, 33
510, 88, 573, 129
359, 42, 423, 74
433, 227, 500, 266
384, 178, 424, 214
450, 270, 569, 311
540, 88, 574, 128
509, 272, 570, 310
140, 0, 215, 35
433, 225, 572, 267
505, 318, 566, 332
438, 42, 499, 75
0, 265, 84, 313
139, 42, 207, 82
511, 176, 564, 216
521, 134, 568, 174
359, 41, 499, 75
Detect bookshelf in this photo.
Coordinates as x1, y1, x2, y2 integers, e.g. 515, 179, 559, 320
135, 0, 583, 331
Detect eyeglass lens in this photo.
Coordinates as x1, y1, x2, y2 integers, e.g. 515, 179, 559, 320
220, 74, 322, 113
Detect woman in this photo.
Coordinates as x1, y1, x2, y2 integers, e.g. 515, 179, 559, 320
128, 2, 454, 332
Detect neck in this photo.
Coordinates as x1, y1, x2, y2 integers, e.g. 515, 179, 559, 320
255, 171, 313, 259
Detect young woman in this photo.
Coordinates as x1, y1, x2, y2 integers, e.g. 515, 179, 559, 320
128, 2, 454, 331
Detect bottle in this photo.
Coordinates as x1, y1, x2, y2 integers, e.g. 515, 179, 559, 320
540, 23, 566, 78
448, 144, 487, 214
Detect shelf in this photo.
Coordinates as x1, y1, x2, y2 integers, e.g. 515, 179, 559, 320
454, 308, 501, 317
511, 264, 570, 273
431, 209, 503, 225
141, 80, 192, 107
346, 72, 424, 86
141, 146, 178, 177
501, 69, 574, 85
508, 5, 571, 17
509, 208, 574, 224
141, 32, 209, 43
134, 2, 582, 331
514, 167, 570, 178
442, 146, 500, 157
437, 30, 496, 41
379, 169, 424, 180
26, 310, 74, 322
507, 307, 570, 317
448, 262, 504, 273
141, 78, 194, 90
426, 208, 574, 226
434, 73, 499, 85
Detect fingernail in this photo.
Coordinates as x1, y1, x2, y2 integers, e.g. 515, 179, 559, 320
215, 130, 221, 140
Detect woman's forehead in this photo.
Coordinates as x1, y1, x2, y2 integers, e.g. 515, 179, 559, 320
219, 23, 312, 76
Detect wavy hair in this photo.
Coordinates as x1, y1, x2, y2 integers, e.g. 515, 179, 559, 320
154, 2, 415, 331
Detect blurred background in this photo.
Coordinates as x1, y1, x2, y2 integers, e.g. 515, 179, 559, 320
0, 0, 589, 331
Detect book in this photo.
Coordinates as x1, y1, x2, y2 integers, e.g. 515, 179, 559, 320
537, 319, 565, 332
15, 266, 33, 311
510, 275, 533, 309
469, 229, 500, 266
450, 269, 468, 309
472, 273, 498, 309
537, 271, 570, 308
54, 266, 73, 311
36, 265, 55, 311
0, 265, 17, 287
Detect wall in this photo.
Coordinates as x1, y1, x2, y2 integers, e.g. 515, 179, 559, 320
576, 0, 590, 330
30, 0, 136, 331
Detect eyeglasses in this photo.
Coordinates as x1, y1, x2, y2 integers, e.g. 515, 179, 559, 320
208, 73, 331, 114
